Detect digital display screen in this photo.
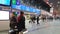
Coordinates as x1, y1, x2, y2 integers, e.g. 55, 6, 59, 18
0, 11, 9, 20
12, 0, 20, 5
0, 0, 11, 6
16, 0, 20, 5
12, 0, 16, 5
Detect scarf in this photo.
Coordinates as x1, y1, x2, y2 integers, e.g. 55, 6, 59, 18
17, 14, 24, 22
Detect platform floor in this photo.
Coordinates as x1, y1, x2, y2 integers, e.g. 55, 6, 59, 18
0, 19, 60, 34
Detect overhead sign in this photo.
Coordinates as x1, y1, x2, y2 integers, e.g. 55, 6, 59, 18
12, 4, 40, 14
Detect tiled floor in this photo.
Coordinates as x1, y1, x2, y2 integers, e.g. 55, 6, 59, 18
26, 19, 60, 34
0, 19, 60, 34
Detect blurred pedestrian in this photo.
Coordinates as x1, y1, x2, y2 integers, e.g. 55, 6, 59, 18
33, 15, 36, 23
42, 15, 46, 22
17, 11, 26, 34
9, 12, 18, 34
29, 16, 32, 23
10, 12, 17, 29
37, 15, 40, 24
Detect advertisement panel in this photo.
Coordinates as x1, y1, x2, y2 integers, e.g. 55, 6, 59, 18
0, 0, 11, 6
0, 11, 9, 20
12, 0, 21, 5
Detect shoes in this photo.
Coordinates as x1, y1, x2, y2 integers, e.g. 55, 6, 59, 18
37, 23, 40, 25
22, 28, 27, 32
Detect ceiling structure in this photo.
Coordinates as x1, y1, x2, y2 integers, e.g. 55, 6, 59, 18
44, 0, 60, 15
50, 0, 60, 15
21, 0, 60, 12
47, 0, 60, 11
21, 0, 50, 12
21, 0, 60, 11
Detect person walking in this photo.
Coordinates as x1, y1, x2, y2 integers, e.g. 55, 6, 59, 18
10, 12, 18, 34
17, 11, 25, 34
42, 15, 46, 22
33, 15, 36, 23
10, 12, 17, 29
37, 15, 40, 24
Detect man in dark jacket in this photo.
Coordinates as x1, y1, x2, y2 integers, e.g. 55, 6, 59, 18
17, 11, 25, 34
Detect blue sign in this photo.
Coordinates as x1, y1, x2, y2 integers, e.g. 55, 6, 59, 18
12, 4, 41, 14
